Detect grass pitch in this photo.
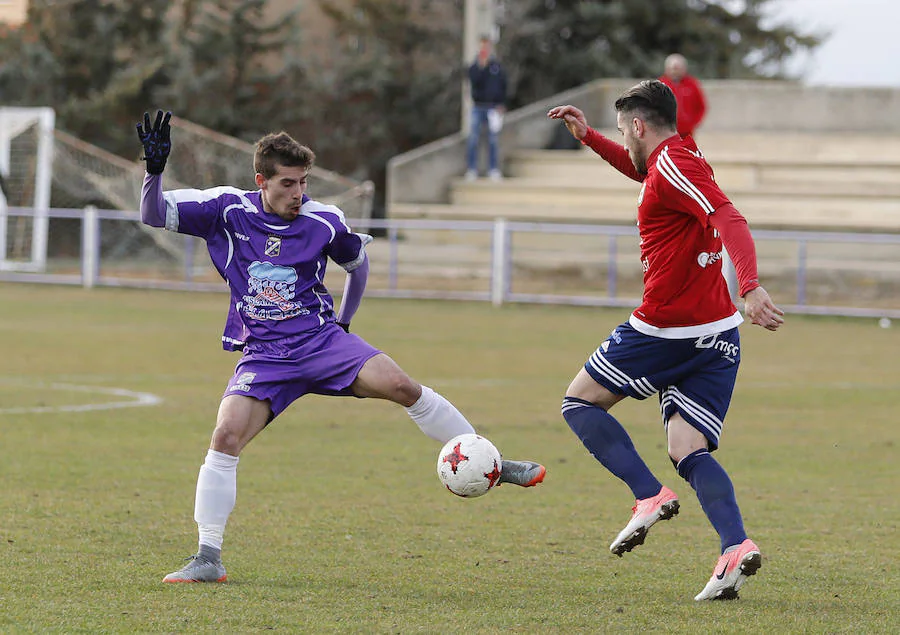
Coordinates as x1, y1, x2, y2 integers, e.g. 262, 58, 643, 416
1, 283, 897, 633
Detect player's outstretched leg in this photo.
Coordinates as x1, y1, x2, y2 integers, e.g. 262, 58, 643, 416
404, 386, 546, 488
163, 551, 227, 583
694, 538, 762, 601
499, 460, 546, 487
405, 385, 476, 442
562, 397, 675, 554
608, 485, 680, 556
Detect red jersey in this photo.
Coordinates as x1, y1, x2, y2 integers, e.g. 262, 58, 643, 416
659, 74, 707, 137
582, 129, 745, 338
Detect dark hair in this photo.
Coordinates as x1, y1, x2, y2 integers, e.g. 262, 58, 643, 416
614, 80, 677, 131
253, 132, 315, 179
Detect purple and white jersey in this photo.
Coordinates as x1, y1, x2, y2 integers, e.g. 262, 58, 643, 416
162, 188, 370, 351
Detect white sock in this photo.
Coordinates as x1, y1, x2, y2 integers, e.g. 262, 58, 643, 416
405, 385, 476, 443
193, 448, 239, 551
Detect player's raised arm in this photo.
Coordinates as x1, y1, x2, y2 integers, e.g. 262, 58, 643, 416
136, 110, 172, 175
548, 104, 643, 182
136, 110, 172, 228
548, 104, 589, 140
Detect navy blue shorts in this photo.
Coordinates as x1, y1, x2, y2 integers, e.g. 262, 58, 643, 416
583, 322, 741, 449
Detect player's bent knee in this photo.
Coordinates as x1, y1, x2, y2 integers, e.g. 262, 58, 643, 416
388, 374, 420, 406
667, 437, 710, 465
353, 365, 420, 405
667, 442, 701, 464
210, 411, 268, 455
210, 425, 245, 455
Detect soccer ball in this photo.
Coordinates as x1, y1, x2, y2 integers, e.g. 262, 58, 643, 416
436, 433, 502, 498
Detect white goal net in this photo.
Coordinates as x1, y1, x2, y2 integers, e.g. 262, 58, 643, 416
0, 107, 55, 271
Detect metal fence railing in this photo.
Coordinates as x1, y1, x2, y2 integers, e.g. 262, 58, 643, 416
2, 207, 898, 320
0, 111, 376, 276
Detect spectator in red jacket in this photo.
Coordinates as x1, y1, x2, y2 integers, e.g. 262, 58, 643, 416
659, 54, 707, 137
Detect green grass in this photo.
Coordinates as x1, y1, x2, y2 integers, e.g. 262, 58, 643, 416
1, 283, 898, 633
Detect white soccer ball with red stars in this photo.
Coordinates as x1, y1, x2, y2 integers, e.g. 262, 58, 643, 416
436, 433, 502, 498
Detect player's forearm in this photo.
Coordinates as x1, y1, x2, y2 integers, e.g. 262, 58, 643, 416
140, 172, 166, 227
336, 256, 369, 325
709, 203, 760, 296
581, 128, 643, 182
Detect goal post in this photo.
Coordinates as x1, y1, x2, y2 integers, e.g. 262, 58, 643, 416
0, 107, 55, 271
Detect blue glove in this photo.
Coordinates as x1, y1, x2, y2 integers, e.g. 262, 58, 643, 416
136, 110, 172, 175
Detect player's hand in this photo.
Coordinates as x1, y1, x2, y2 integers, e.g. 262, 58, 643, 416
743, 286, 784, 331
547, 104, 588, 140
136, 110, 172, 175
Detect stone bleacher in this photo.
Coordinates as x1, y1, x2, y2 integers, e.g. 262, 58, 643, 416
391, 131, 900, 232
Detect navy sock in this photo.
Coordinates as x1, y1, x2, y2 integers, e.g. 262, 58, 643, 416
676, 448, 747, 553
562, 397, 662, 500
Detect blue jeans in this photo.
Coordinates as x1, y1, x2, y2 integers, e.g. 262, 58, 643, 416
466, 105, 499, 173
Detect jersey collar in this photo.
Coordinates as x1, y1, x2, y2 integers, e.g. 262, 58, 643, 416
646, 134, 683, 169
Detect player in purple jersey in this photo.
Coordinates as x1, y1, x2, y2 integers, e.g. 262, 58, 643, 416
136, 110, 546, 583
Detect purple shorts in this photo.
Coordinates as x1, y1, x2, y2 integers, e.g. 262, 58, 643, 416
223, 322, 381, 421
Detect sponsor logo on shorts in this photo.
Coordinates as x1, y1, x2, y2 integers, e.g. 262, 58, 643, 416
610, 329, 622, 344
694, 333, 739, 362
230, 371, 256, 392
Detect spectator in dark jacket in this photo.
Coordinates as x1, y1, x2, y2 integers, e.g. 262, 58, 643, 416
465, 37, 507, 181
659, 54, 707, 138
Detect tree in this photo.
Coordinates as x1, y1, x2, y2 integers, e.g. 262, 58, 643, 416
0, 0, 822, 197
0, 0, 307, 154
159, 0, 307, 141
499, 0, 822, 108
0, 0, 170, 153
297, 0, 464, 185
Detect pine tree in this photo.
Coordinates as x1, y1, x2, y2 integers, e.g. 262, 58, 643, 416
500, 0, 821, 108
160, 0, 306, 141
300, 0, 464, 181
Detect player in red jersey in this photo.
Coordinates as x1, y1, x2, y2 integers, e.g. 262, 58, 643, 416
548, 80, 784, 601
659, 54, 707, 138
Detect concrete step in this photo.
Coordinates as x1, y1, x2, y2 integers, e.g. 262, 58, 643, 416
582, 130, 900, 162
451, 177, 900, 205
507, 150, 900, 193
390, 202, 637, 225
392, 192, 900, 231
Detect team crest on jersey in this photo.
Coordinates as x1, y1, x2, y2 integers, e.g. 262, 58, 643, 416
637, 182, 646, 206
264, 235, 282, 257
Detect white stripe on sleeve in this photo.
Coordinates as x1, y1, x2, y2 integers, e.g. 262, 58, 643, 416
656, 149, 715, 215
